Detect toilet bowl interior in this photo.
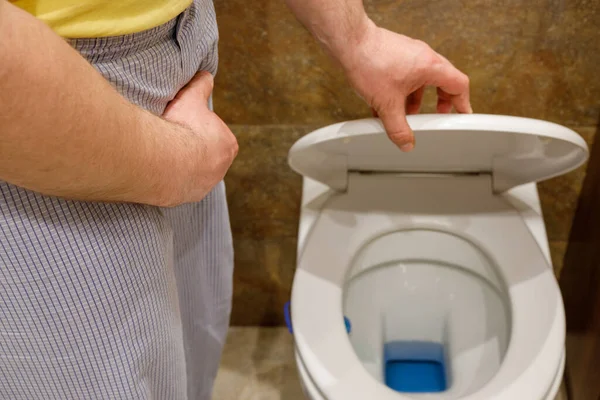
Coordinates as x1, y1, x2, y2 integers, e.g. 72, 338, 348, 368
292, 174, 565, 400
343, 229, 510, 397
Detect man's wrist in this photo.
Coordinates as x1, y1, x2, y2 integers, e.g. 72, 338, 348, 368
323, 16, 376, 72
128, 110, 198, 207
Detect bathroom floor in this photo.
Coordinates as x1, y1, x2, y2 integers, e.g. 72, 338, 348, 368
213, 327, 569, 400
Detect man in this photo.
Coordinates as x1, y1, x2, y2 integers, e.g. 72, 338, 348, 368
0, 0, 471, 399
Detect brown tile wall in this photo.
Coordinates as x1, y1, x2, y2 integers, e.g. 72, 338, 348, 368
215, 0, 600, 325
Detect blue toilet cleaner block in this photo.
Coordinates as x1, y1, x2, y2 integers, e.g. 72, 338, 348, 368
384, 341, 447, 393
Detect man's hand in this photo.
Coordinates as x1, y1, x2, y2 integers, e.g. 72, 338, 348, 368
340, 23, 471, 151
0, 1, 236, 207
161, 71, 238, 206
284, 0, 472, 151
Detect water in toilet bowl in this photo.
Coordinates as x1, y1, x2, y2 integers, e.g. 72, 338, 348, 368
343, 229, 510, 397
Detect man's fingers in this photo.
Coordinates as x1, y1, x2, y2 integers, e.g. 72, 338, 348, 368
429, 56, 472, 114
378, 102, 415, 152
449, 87, 472, 114
171, 70, 214, 102
183, 71, 214, 102
406, 86, 425, 115
436, 87, 453, 114
164, 71, 214, 116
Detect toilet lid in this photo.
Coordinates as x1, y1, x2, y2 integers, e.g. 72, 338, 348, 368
287, 114, 589, 193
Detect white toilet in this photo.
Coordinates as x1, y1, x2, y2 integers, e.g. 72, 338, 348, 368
285, 114, 589, 400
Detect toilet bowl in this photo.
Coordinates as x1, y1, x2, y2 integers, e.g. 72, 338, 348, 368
285, 114, 588, 400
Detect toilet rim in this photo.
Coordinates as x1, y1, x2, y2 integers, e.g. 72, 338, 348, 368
290, 213, 565, 399
292, 270, 564, 400
294, 345, 567, 400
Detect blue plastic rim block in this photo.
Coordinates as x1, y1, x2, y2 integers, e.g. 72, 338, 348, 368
384, 341, 447, 393
283, 302, 352, 335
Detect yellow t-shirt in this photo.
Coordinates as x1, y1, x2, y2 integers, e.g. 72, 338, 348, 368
11, 0, 193, 38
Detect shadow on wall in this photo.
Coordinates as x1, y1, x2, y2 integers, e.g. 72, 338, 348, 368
224, 126, 311, 326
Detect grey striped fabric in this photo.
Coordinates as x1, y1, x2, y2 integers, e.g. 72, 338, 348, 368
0, 1, 233, 399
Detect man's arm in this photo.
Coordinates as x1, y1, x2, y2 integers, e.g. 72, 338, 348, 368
284, 0, 472, 151
0, 1, 237, 206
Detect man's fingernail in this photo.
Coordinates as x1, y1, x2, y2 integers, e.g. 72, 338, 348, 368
400, 143, 414, 152
468, 105, 474, 114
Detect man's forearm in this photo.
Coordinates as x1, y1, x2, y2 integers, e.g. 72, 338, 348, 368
284, 0, 372, 67
0, 1, 196, 206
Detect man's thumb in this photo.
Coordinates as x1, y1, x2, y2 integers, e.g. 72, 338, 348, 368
377, 105, 415, 152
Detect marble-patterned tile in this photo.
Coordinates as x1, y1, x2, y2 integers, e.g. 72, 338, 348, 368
214, 328, 569, 400
214, 0, 600, 126
225, 125, 308, 325
224, 125, 305, 325
213, 327, 305, 400
230, 238, 297, 326
213, 0, 362, 125
225, 125, 312, 239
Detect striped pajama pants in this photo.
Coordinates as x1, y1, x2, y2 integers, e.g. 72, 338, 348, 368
0, 1, 233, 399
